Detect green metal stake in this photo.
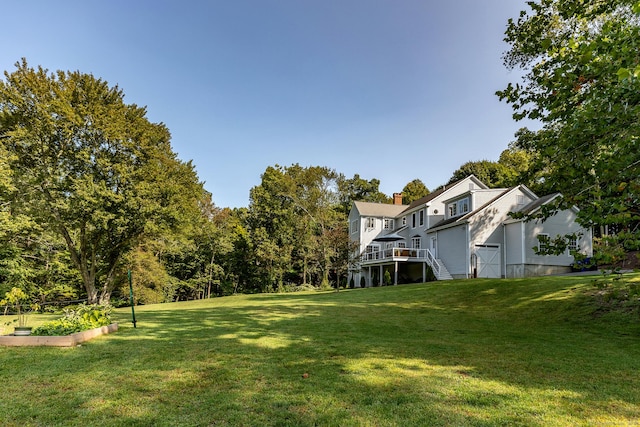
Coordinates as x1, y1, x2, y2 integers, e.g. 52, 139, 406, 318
128, 269, 137, 328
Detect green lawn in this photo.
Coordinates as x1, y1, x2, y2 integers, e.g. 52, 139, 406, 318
1, 274, 640, 426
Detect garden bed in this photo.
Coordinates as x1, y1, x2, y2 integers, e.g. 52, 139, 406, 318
0, 323, 118, 347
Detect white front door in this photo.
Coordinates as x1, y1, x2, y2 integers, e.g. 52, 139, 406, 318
430, 237, 437, 258
475, 245, 501, 278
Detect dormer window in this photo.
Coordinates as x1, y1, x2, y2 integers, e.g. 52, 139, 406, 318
459, 198, 469, 214
448, 203, 457, 217
365, 217, 375, 229
448, 197, 469, 218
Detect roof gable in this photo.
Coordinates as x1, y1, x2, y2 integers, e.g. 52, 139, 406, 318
428, 188, 512, 231
427, 184, 541, 231
405, 175, 489, 211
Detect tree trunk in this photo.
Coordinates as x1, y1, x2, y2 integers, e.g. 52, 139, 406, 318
58, 224, 99, 303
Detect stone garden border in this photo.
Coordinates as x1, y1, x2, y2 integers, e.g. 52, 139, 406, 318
0, 323, 118, 347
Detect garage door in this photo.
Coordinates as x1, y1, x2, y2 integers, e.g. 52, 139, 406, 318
475, 245, 501, 278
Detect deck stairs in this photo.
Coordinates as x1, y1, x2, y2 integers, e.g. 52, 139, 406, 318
425, 250, 453, 281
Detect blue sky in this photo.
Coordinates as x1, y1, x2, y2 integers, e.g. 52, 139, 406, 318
2, 1, 535, 208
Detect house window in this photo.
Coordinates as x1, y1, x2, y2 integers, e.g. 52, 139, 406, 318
384, 218, 394, 230
537, 233, 550, 253
517, 195, 525, 205
458, 198, 469, 215
448, 198, 469, 218
351, 219, 358, 234
402, 216, 407, 226
365, 217, 375, 229
412, 237, 421, 249
397, 242, 406, 248
567, 236, 579, 254
419, 210, 424, 227
448, 203, 457, 218
412, 213, 416, 228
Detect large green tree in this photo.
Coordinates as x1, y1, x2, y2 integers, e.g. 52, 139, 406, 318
247, 165, 297, 291
132, 157, 213, 303
247, 164, 347, 290
497, 1, 640, 250
401, 179, 430, 204
336, 174, 389, 214
0, 60, 204, 303
446, 139, 539, 191
0, 142, 37, 296
447, 159, 517, 188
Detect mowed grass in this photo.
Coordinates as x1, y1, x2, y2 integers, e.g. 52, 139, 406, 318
2, 274, 640, 426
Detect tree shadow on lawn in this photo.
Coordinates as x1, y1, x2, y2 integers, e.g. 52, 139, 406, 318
3, 278, 640, 426
98, 279, 640, 424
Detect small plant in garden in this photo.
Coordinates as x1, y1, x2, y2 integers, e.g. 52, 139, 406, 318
1, 287, 36, 329
383, 270, 392, 286
32, 303, 112, 336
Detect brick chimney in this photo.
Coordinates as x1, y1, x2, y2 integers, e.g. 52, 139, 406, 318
393, 192, 403, 205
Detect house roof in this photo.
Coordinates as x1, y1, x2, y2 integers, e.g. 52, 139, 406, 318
351, 175, 491, 220
502, 192, 574, 225
405, 175, 488, 211
373, 231, 405, 242
518, 193, 561, 215
373, 225, 408, 241
427, 188, 512, 231
352, 201, 407, 217
427, 184, 560, 232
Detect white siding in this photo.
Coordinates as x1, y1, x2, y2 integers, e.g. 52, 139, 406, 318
523, 209, 592, 267
471, 189, 507, 212
436, 225, 469, 278
348, 206, 361, 246
469, 189, 526, 245
429, 176, 488, 223
467, 188, 538, 278
504, 208, 593, 278
505, 222, 524, 265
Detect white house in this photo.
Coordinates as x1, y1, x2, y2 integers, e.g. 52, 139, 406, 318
348, 175, 593, 286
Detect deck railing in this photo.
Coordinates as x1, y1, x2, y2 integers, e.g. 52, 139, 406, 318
361, 247, 429, 262
361, 247, 442, 277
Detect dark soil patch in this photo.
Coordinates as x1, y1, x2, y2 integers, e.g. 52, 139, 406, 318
599, 250, 640, 271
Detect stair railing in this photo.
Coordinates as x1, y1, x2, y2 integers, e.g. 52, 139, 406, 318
425, 249, 441, 277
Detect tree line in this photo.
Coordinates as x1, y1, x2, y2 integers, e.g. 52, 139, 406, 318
2, 0, 639, 305
0, 60, 439, 304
